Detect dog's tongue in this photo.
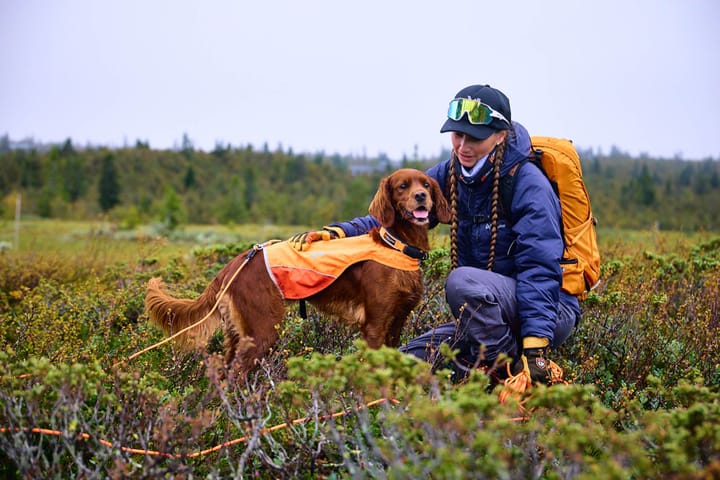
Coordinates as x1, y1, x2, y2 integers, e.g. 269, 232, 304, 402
413, 209, 429, 219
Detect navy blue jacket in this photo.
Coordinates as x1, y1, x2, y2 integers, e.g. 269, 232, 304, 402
330, 122, 579, 341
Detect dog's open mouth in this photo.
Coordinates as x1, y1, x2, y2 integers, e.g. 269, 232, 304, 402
409, 206, 429, 224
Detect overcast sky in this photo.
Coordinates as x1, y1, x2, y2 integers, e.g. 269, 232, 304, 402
2, 0, 719, 161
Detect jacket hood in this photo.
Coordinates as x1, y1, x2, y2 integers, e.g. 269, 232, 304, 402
499, 121, 532, 176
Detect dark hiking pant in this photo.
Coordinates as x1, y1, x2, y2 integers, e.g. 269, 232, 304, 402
400, 267, 578, 381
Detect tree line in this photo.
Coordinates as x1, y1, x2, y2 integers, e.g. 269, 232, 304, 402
1, 137, 719, 232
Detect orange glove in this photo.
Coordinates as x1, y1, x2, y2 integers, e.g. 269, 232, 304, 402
288, 226, 345, 251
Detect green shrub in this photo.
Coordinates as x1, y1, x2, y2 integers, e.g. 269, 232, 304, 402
1, 230, 719, 478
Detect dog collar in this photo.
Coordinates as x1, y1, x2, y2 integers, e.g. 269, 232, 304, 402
378, 226, 428, 261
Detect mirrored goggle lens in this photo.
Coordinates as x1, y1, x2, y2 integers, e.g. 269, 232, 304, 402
447, 99, 495, 125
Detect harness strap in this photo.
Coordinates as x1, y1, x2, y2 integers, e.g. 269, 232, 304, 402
378, 226, 428, 261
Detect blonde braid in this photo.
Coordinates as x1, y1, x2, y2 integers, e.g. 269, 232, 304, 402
487, 140, 507, 271
448, 153, 459, 270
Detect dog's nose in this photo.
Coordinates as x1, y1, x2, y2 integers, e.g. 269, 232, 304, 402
414, 191, 427, 203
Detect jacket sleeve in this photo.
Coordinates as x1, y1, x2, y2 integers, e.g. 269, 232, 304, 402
327, 215, 380, 237
510, 163, 564, 341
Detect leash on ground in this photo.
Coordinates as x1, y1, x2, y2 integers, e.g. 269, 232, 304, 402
0, 397, 410, 459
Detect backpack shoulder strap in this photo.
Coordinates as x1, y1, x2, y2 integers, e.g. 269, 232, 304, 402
499, 158, 530, 223
500, 152, 566, 241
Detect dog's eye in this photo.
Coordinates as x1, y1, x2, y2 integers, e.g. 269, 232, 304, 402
423, 182, 430, 188
399, 182, 408, 190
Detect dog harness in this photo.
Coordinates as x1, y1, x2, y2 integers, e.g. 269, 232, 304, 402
263, 234, 422, 300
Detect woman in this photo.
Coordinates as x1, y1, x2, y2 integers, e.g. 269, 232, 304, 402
295, 84, 580, 386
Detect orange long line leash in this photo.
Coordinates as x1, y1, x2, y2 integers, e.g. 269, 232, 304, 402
0, 397, 527, 459
1, 397, 470, 459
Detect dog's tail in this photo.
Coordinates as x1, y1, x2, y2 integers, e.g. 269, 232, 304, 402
145, 277, 222, 349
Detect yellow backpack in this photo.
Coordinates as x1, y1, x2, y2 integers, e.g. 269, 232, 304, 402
502, 136, 601, 298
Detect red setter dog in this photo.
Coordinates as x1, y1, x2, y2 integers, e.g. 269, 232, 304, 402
145, 168, 451, 378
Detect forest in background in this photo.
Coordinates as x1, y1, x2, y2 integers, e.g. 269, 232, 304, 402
1, 135, 719, 233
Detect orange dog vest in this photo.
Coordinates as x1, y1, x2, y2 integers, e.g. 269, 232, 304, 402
262, 235, 421, 300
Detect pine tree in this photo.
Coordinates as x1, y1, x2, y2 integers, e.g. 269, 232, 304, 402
98, 153, 121, 212
160, 186, 186, 232
59, 140, 87, 203
183, 165, 196, 190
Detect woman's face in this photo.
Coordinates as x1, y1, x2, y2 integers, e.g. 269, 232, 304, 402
451, 131, 507, 169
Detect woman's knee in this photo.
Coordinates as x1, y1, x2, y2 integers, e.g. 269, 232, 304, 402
447, 267, 483, 302
445, 267, 506, 314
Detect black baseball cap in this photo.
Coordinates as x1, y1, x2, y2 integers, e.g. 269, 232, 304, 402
440, 84, 512, 139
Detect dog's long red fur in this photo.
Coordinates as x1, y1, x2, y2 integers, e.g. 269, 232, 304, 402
145, 169, 451, 378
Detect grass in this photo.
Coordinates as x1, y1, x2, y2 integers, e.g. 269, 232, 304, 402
1, 219, 719, 478
0, 219, 314, 267
1, 218, 712, 264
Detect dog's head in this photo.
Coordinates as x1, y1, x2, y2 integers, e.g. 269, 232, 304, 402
368, 168, 451, 228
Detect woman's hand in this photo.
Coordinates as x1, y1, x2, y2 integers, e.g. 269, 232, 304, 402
288, 226, 344, 251
498, 337, 566, 403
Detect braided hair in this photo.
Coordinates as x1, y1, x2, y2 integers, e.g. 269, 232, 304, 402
448, 137, 508, 271
486, 139, 506, 271
448, 154, 460, 270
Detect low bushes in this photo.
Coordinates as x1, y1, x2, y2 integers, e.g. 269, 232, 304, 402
1, 232, 719, 478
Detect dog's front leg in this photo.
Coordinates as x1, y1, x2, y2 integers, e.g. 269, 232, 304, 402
360, 316, 390, 349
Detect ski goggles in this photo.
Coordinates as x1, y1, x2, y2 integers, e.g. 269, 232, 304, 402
447, 98, 510, 126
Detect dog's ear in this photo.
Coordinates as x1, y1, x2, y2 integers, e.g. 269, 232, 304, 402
368, 175, 396, 227
429, 177, 452, 224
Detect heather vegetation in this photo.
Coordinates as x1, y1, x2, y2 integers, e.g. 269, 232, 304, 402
1, 139, 719, 478
0, 221, 718, 478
